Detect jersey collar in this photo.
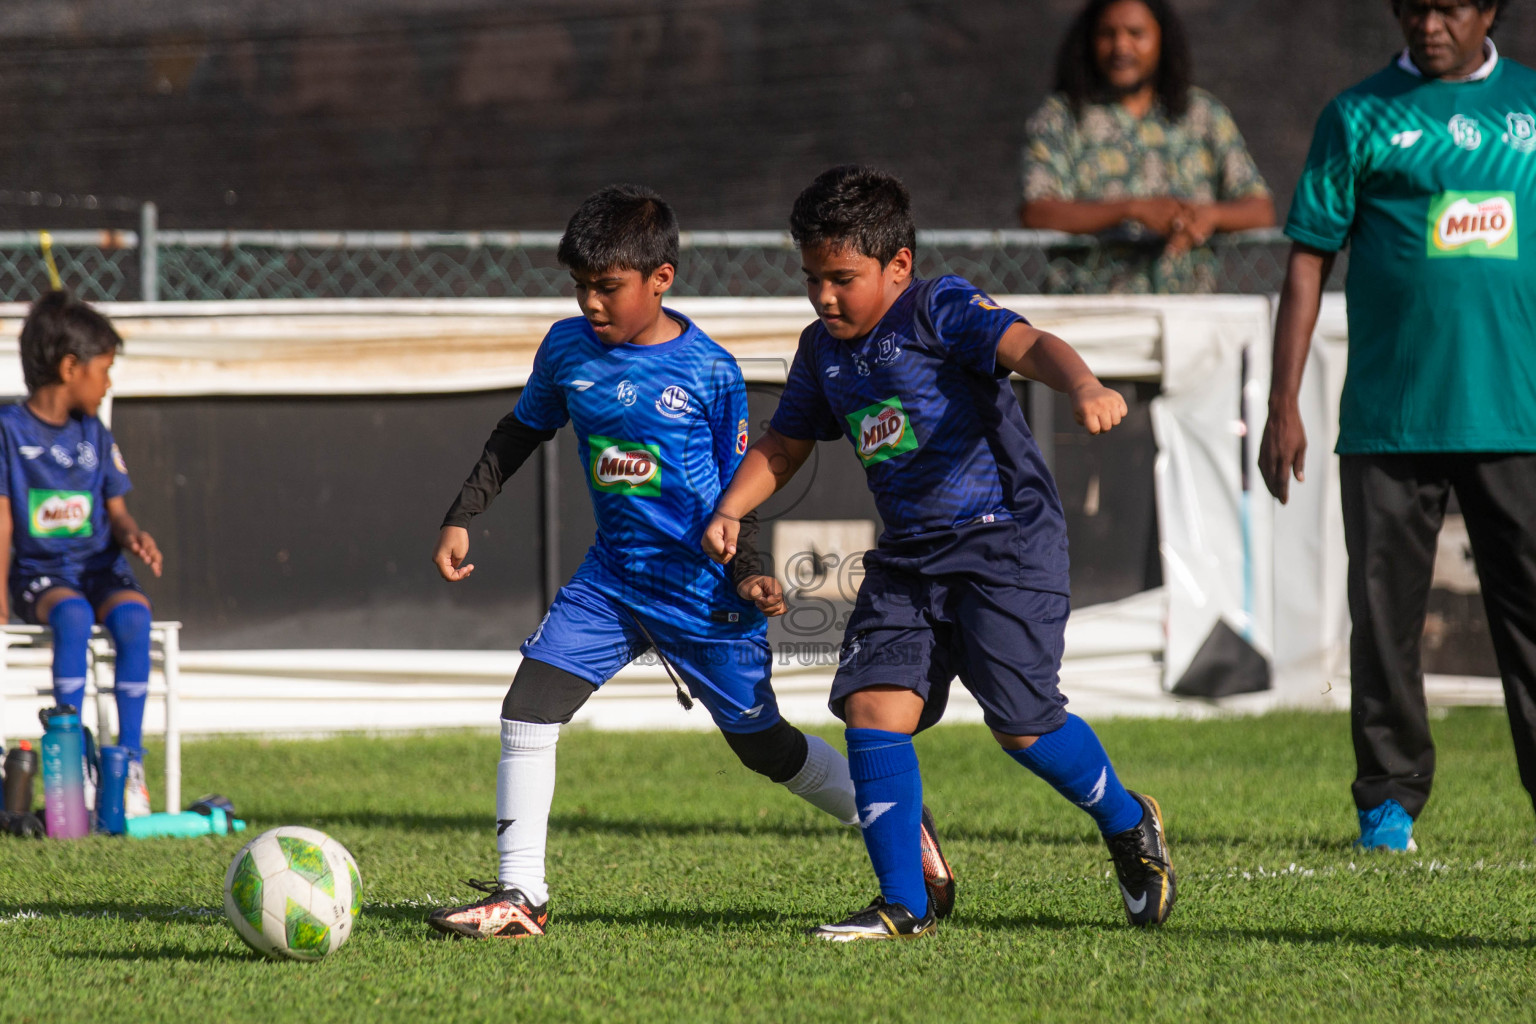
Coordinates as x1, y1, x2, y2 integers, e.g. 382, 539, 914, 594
1396, 38, 1498, 82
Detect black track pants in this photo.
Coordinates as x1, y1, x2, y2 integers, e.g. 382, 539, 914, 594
1341, 452, 1536, 818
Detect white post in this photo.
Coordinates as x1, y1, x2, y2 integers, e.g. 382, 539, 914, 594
161, 623, 181, 813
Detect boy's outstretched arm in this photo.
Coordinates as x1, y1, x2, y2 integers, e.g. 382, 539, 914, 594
434, 411, 557, 582
995, 323, 1127, 435
702, 429, 814, 564
105, 495, 162, 577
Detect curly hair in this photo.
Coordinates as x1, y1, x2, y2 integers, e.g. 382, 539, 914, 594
1054, 0, 1192, 120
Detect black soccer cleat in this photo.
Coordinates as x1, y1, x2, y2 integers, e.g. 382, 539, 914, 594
426, 879, 549, 939
919, 804, 956, 920
811, 896, 937, 942
1104, 791, 1176, 927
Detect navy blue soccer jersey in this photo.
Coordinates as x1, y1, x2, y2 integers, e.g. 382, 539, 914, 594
769, 275, 1069, 592
513, 311, 763, 635
0, 403, 132, 578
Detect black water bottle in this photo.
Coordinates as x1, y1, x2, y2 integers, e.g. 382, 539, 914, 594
4, 739, 38, 813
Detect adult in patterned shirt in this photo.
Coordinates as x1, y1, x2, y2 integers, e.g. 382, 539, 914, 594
1019, 0, 1274, 293
1261, 0, 1536, 853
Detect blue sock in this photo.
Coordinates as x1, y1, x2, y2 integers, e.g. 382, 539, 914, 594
1007, 714, 1143, 836
104, 602, 152, 760
845, 727, 927, 917
48, 596, 93, 715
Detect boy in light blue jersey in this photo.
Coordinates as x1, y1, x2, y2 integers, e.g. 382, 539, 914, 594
707, 166, 1176, 939
425, 185, 954, 939
0, 291, 164, 817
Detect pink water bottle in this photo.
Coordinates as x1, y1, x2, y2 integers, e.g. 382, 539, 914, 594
39, 706, 90, 839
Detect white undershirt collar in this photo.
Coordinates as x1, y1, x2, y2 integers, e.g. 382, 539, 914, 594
1397, 38, 1498, 82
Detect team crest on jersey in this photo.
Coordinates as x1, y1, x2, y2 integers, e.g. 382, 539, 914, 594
1505, 112, 1536, 154
655, 385, 692, 419
588, 434, 663, 496
873, 334, 902, 367
616, 380, 638, 406
76, 442, 97, 469
28, 490, 92, 537
736, 418, 749, 455
111, 444, 127, 474
49, 445, 73, 468
1448, 114, 1483, 151
1428, 192, 1518, 259
845, 397, 920, 467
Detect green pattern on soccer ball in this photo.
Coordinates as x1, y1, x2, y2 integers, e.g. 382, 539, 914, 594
278, 836, 334, 897
230, 851, 264, 928
347, 861, 361, 920
285, 898, 331, 955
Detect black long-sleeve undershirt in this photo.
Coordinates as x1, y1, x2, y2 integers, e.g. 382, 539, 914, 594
441, 411, 766, 591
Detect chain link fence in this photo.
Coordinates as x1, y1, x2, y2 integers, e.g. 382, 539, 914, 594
0, 217, 1337, 303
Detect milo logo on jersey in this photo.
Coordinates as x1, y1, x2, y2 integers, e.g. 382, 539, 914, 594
846, 397, 920, 467
28, 490, 93, 537
588, 435, 663, 496
1428, 192, 1518, 259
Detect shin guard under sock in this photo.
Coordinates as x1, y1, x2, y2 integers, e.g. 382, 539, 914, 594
47, 596, 93, 715
1007, 714, 1142, 836
104, 602, 152, 759
845, 727, 927, 917
496, 718, 560, 905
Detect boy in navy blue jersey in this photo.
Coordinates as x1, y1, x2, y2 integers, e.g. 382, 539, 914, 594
0, 291, 163, 817
425, 185, 954, 939
705, 166, 1176, 939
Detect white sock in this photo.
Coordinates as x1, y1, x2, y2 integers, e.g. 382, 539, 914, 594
496, 718, 560, 906
783, 734, 859, 826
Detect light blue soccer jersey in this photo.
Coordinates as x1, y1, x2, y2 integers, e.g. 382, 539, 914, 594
0, 403, 132, 578
513, 312, 763, 636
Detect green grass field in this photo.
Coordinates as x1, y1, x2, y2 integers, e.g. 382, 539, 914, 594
3, 710, 1535, 1023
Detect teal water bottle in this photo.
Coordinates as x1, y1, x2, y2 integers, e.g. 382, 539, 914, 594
39, 706, 90, 839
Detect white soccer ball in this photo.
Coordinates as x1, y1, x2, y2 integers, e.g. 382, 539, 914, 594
223, 826, 361, 961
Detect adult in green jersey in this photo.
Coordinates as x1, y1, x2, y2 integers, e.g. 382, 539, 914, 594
1261, 0, 1536, 852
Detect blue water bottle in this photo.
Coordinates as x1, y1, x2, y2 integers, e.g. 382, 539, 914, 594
97, 745, 130, 835
39, 706, 90, 839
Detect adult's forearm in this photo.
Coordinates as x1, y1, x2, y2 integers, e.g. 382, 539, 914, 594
1211, 195, 1276, 233
1269, 243, 1336, 411
1019, 198, 1139, 234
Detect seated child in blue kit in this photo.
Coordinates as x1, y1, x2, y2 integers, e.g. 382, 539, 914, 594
0, 291, 163, 816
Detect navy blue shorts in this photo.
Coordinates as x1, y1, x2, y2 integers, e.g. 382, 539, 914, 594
520, 564, 780, 735
10, 557, 144, 625
829, 519, 1070, 736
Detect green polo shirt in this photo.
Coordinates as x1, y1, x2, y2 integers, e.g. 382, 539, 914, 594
1287, 57, 1536, 453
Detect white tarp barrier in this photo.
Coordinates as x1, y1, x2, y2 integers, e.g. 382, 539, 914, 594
0, 295, 1364, 737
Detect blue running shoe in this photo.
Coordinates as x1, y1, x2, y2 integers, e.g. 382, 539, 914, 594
1355, 799, 1418, 852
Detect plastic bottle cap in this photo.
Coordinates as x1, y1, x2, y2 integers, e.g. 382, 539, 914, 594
18, 741, 29, 751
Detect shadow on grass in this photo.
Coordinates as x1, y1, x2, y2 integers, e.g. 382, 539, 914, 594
54, 947, 254, 963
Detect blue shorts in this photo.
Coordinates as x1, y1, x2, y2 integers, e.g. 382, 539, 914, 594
10, 557, 143, 626
829, 519, 1070, 736
521, 567, 780, 735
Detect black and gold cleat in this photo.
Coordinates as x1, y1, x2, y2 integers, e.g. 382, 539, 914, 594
811, 896, 936, 942
427, 879, 549, 939
1105, 792, 1176, 927
919, 804, 956, 920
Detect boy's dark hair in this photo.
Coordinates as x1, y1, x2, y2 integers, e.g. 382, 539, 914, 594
789, 165, 917, 266
556, 184, 680, 277
19, 290, 123, 393
1391, 0, 1508, 32
1055, 0, 1193, 120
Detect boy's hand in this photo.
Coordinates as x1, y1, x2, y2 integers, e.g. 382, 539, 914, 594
1070, 383, 1128, 435
125, 530, 163, 577
702, 514, 740, 565
433, 525, 474, 582
736, 575, 785, 617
